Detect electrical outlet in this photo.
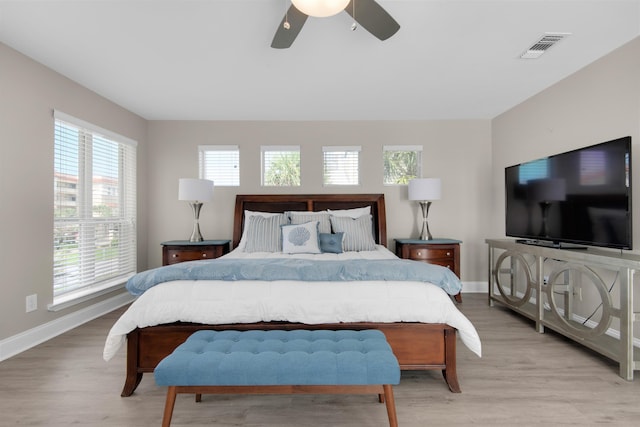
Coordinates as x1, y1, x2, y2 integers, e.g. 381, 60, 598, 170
26, 294, 37, 313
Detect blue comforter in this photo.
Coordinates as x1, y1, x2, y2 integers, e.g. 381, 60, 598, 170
126, 258, 463, 297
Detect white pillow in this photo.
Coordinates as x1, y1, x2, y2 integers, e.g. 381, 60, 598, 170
327, 206, 371, 218
281, 221, 321, 254
238, 210, 286, 251
329, 214, 377, 251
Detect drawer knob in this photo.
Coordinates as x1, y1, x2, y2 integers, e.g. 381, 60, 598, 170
446, 252, 451, 256
417, 251, 422, 256
172, 254, 178, 258
202, 253, 207, 258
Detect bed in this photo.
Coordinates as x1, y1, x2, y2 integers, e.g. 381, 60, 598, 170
105, 193, 481, 396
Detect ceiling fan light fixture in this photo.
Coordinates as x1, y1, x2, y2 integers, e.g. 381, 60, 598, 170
291, 0, 350, 18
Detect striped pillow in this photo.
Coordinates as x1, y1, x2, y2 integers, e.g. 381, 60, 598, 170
244, 214, 288, 252
288, 211, 332, 234
329, 214, 376, 252
238, 210, 283, 251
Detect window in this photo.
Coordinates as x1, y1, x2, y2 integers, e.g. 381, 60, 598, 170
53, 111, 137, 309
383, 145, 422, 185
323, 146, 361, 186
199, 145, 240, 186
261, 146, 300, 186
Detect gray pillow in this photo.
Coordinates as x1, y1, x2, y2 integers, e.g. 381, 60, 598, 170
244, 214, 288, 252
287, 211, 332, 234
329, 215, 376, 252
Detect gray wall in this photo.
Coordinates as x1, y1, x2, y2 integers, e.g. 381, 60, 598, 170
0, 43, 149, 341
2, 32, 638, 349
491, 36, 640, 340
0, 39, 492, 347
491, 36, 640, 247
146, 120, 493, 277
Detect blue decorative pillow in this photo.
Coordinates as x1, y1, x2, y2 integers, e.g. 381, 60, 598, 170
281, 221, 321, 254
319, 233, 344, 254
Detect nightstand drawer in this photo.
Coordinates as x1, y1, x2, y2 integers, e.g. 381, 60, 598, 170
164, 248, 218, 264
394, 239, 461, 279
161, 240, 231, 266
417, 258, 454, 271
409, 247, 453, 261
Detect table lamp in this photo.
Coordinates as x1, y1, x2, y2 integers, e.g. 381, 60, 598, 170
178, 178, 214, 242
408, 178, 442, 240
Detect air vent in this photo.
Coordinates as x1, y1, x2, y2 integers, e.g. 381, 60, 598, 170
520, 33, 571, 59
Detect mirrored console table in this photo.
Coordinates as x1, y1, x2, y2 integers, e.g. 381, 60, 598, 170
486, 239, 639, 380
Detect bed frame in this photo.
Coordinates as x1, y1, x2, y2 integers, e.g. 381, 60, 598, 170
120, 194, 461, 397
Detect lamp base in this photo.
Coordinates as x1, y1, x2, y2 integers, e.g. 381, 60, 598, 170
418, 201, 433, 241
188, 202, 204, 242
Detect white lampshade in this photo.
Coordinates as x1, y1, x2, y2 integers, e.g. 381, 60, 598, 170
178, 179, 214, 202
292, 0, 350, 17
408, 178, 442, 201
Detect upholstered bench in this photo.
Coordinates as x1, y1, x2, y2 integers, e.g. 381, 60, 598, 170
154, 329, 400, 427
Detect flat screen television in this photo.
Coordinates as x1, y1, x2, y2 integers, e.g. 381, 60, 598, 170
505, 136, 632, 250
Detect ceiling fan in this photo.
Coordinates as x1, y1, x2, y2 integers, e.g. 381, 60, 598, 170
271, 0, 400, 49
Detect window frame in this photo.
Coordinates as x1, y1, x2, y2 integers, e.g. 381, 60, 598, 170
382, 145, 423, 185
51, 110, 137, 311
198, 145, 240, 186
261, 145, 301, 187
322, 145, 361, 186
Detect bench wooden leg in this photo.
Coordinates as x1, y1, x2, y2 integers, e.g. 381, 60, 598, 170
162, 386, 177, 427
165, 385, 397, 426
383, 384, 398, 427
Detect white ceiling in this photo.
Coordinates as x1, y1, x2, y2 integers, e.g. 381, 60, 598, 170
1, 0, 639, 121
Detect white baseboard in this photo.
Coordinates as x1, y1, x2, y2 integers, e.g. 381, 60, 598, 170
0, 292, 134, 362
461, 281, 488, 293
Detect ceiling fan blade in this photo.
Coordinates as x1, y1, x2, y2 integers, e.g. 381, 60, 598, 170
344, 0, 400, 41
271, 5, 309, 49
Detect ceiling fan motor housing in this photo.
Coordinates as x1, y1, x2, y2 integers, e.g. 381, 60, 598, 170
291, 0, 350, 18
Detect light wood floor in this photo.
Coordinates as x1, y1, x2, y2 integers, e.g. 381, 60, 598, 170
1, 293, 638, 426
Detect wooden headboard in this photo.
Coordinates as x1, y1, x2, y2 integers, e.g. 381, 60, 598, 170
232, 194, 387, 249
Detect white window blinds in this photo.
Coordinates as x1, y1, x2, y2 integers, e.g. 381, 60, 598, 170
383, 145, 423, 185
53, 111, 137, 304
323, 146, 361, 186
199, 145, 240, 186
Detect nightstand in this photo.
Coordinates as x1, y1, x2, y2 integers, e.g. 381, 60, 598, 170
395, 238, 462, 302
161, 240, 231, 266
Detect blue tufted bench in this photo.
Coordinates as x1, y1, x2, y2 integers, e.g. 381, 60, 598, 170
155, 329, 400, 427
